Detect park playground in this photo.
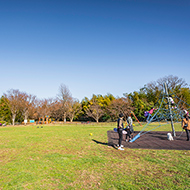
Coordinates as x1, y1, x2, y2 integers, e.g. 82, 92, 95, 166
0, 122, 190, 189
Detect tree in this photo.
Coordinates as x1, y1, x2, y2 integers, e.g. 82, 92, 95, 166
50, 100, 62, 122
67, 99, 82, 122
107, 97, 133, 121
100, 94, 115, 122
85, 98, 104, 123
3, 89, 25, 125
80, 97, 90, 121
145, 75, 188, 93
21, 93, 36, 125
0, 96, 11, 123
81, 94, 116, 122
174, 87, 190, 109
36, 98, 53, 124
57, 84, 72, 123
128, 91, 150, 121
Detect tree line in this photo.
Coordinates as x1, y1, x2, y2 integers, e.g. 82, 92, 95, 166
0, 75, 190, 125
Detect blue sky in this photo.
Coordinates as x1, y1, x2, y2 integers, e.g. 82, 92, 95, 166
0, 0, 189, 101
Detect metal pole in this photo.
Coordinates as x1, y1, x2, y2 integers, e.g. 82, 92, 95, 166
164, 83, 176, 136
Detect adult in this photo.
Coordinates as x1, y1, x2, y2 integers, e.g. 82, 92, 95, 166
117, 113, 124, 150
182, 114, 190, 141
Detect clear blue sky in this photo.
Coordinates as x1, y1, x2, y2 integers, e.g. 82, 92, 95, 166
0, 0, 189, 101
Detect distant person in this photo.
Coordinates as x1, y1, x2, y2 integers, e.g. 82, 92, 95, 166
182, 114, 190, 141
126, 114, 134, 141
117, 113, 124, 150
182, 108, 189, 116
167, 95, 176, 109
146, 107, 156, 122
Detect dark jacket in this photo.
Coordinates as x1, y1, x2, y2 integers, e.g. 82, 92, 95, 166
117, 117, 124, 129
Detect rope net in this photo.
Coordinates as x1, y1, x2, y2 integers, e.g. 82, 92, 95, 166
130, 87, 190, 142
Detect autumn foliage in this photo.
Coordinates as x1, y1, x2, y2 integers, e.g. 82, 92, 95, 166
0, 76, 190, 125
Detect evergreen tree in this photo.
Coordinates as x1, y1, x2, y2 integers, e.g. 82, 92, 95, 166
0, 96, 11, 124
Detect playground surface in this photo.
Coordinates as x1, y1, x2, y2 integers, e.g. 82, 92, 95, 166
107, 130, 190, 150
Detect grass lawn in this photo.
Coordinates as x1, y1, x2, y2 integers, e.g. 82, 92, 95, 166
0, 122, 190, 190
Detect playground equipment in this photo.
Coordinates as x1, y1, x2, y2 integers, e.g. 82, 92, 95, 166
131, 111, 142, 127
38, 115, 51, 124
129, 83, 190, 143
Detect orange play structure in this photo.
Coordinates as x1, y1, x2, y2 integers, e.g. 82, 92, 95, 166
38, 115, 51, 124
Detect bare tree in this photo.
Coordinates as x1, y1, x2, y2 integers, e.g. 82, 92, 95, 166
107, 97, 133, 121
146, 75, 188, 92
21, 93, 36, 125
67, 99, 82, 122
85, 99, 104, 123
36, 98, 53, 124
57, 84, 72, 123
50, 100, 63, 122
3, 89, 24, 125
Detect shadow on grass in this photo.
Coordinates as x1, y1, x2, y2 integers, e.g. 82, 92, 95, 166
92, 139, 117, 149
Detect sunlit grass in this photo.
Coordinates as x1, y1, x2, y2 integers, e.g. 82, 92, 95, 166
134, 121, 182, 132
0, 123, 189, 189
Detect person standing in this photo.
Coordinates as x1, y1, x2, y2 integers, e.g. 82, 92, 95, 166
126, 114, 134, 141
117, 113, 124, 150
182, 114, 190, 141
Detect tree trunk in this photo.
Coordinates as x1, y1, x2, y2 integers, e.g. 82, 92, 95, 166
12, 114, 16, 126
64, 113, 66, 123
96, 116, 99, 123
24, 114, 28, 126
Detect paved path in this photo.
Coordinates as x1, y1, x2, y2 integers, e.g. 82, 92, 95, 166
107, 130, 190, 150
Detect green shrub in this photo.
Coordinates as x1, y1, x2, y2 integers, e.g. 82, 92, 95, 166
0, 121, 6, 125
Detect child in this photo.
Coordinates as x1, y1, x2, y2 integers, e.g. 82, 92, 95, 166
166, 95, 176, 109
182, 108, 189, 116
125, 114, 134, 141
146, 107, 156, 122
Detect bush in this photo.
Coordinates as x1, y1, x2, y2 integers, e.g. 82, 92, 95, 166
0, 121, 6, 126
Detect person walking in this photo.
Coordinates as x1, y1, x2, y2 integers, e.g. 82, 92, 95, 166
182, 114, 190, 141
117, 113, 124, 150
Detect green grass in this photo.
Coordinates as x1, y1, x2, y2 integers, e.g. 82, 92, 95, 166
134, 121, 183, 131
0, 122, 190, 190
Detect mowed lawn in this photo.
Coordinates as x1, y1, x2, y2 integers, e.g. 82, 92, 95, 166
0, 123, 190, 190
